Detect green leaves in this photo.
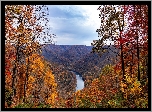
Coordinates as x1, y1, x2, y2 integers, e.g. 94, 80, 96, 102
15, 103, 33, 108
101, 64, 114, 75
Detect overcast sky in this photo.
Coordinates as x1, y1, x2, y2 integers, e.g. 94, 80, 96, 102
47, 5, 101, 46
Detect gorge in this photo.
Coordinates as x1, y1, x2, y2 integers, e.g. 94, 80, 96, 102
42, 44, 118, 98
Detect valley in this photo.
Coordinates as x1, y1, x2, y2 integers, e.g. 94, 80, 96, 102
4, 4, 148, 109
41, 44, 118, 99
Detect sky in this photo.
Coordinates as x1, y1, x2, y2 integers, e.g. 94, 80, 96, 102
47, 5, 101, 46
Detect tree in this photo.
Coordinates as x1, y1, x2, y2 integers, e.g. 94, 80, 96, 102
91, 5, 148, 108
91, 5, 148, 81
5, 5, 56, 106
91, 5, 126, 79
25, 53, 58, 107
123, 5, 148, 81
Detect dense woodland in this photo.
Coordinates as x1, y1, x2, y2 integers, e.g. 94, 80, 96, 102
42, 44, 118, 87
5, 5, 148, 108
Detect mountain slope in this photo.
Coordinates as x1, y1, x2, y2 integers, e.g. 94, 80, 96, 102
42, 44, 119, 87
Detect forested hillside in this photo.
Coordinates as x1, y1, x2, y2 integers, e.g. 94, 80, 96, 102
42, 44, 118, 87
4, 4, 149, 109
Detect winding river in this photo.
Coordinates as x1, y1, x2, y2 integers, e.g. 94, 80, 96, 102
70, 71, 84, 91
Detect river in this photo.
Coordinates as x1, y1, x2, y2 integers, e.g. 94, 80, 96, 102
70, 71, 84, 91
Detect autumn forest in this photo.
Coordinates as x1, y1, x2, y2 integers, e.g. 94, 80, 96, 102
4, 4, 149, 109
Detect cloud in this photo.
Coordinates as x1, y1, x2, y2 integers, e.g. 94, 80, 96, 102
53, 33, 76, 45
82, 40, 93, 46
47, 5, 101, 46
48, 5, 84, 19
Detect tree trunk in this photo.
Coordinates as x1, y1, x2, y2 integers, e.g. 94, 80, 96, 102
23, 57, 30, 102
120, 32, 125, 80
12, 42, 20, 97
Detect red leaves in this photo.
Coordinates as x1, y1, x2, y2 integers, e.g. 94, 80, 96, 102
113, 64, 121, 72
65, 97, 73, 108
123, 5, 129, 13
5, 70, 11, 76
117, 38, 125, 44
55, 97, 59, 101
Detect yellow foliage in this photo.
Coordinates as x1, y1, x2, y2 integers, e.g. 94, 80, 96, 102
75, 90, 81, 96
120, 72, 142, 100
28, 54, 45, 74
130, 80, 142, 95
135, 97, 148, 108
108, 99, 116, 107
25, 53, 58, 106
43, 65, 58, 106
125, 75, 133, 84
47, 92, 58, 105
44, 71, 57, 91
28, 75, 35, 83
26, 75, 35, 96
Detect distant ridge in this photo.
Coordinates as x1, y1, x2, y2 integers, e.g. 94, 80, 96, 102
42, 44, 118, 78
42, 44, 93, 46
